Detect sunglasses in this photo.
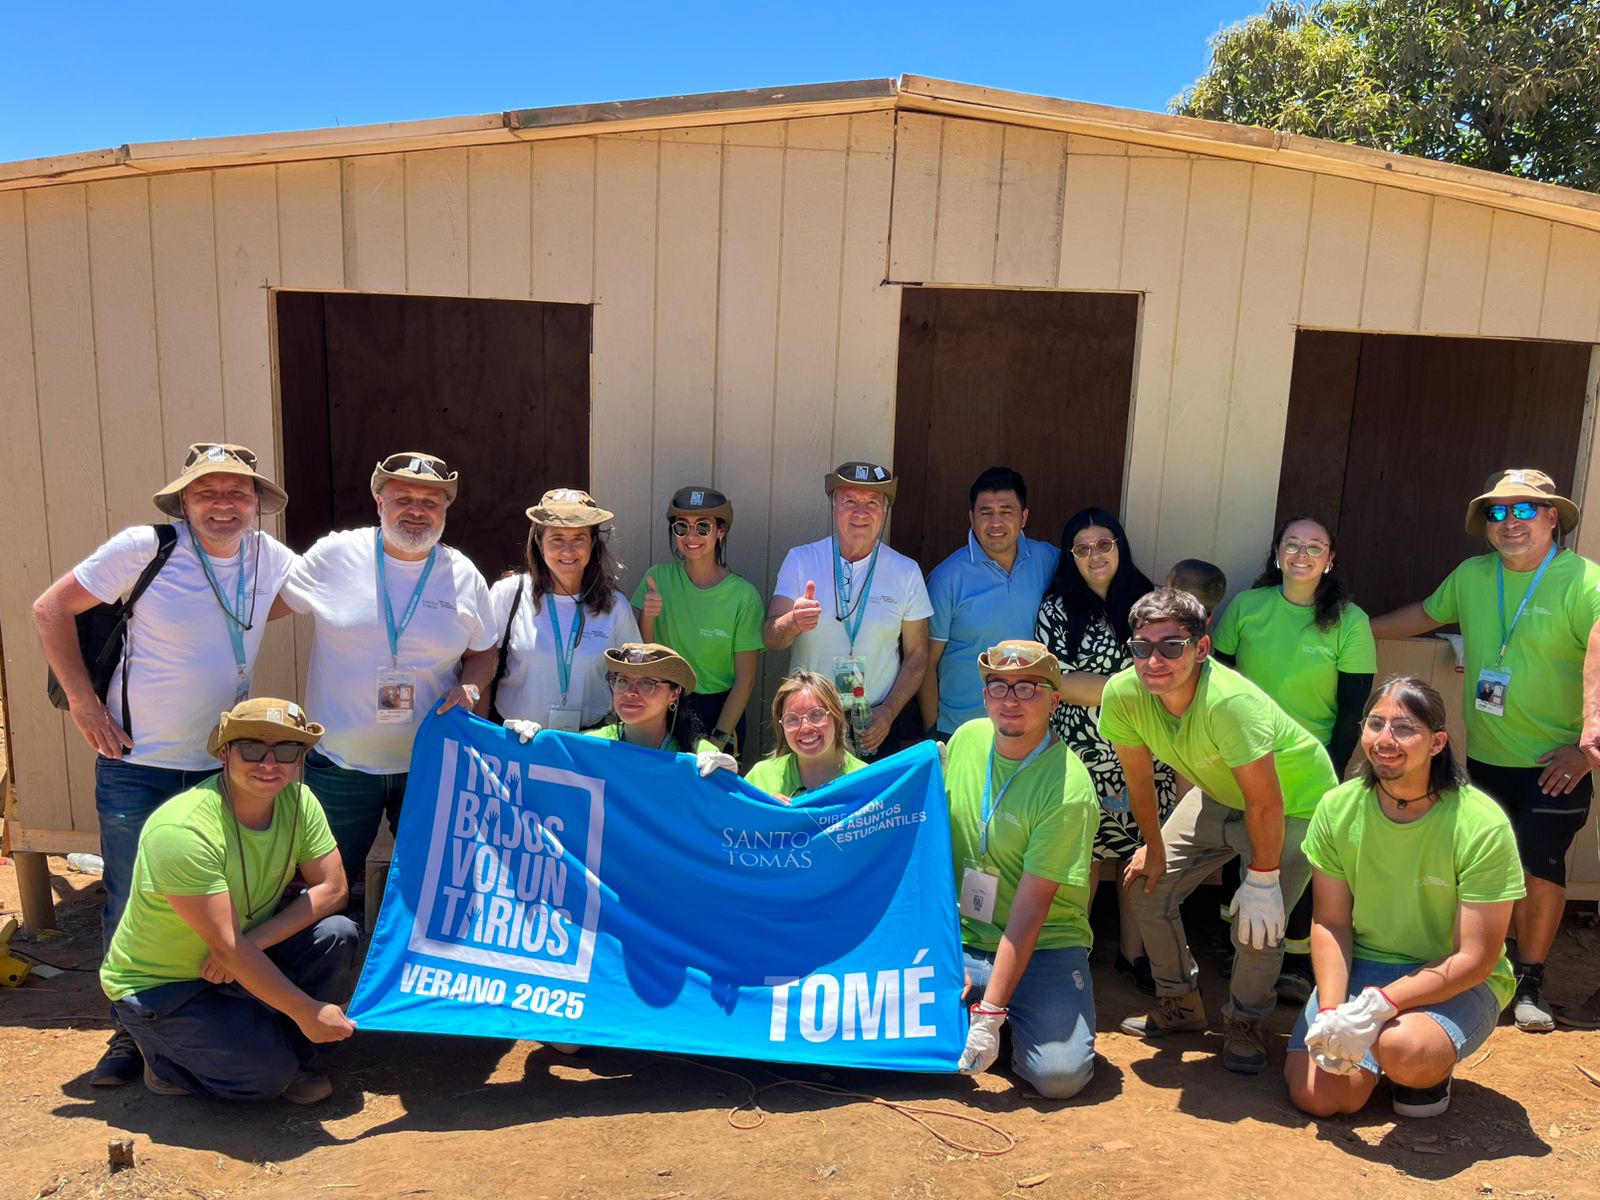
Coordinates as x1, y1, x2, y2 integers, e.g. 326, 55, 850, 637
780, 707, 832, 731
1127, 636, 1199, 661
1483, 501, 1550, 523
607, 673, 669, 696
1280, 539, 1329, 558
379, 453, 450, 478
186, 443, 257, 469
984, 678, 1046, 701
231, 739, 307, 764
670, 519, 717, 538
1070, 538, 1117, 560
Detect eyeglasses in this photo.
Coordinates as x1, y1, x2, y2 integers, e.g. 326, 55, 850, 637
780, 707, 832, 731
379, 453, 450, 478
1127, 636, 1199, 661
984, 678, 1046, 701
1483, 501, 1550, 523
186, 443, 256, 468
1280, 539, 1329, 558
608, 673, 666, 696
670, 519, 716, 538
1070, 538, 1117, 560
1361, 715, 1427, 741
231, 740, 306, 764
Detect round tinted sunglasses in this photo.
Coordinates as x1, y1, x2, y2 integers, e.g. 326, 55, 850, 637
1070, 538, 1117, 560
670, 519, 717, 538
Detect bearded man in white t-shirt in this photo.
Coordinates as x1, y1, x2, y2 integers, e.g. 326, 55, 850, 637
276, 452, 497, 903
33, 441, 299, 1087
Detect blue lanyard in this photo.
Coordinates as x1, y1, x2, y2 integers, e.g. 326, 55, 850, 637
1495, 544, 1558, 667
831, 538, 882, 652
373, 528, 438, 668
979, 734, 1052, 857
547, 594, 586, 703
194, 537, 251, 678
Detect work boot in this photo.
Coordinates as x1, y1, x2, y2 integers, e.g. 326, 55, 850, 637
1222, 1017, 1266, 1075
280, 1070, 333, 1105
1555, 984, 1600, 1030
1115, 953, 1157, 997
91, 1029, 144, 1087
142, 1062, 188, 1097
1120, 991, 1207, 1038
1513, 961, 1555, 1031
1275, 970, 1313, 1006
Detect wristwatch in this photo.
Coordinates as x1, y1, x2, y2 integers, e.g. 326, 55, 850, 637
711, 728, 734, 751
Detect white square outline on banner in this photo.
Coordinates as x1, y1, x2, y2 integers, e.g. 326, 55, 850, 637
406, 737, 606, 982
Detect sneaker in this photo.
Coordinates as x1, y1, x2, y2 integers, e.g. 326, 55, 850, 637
1392, 1076, 1452, 1118
91, 1030, 144, 1087
1222, 1017, 1266, 1075
1555, 985, 1600, 1030
1115, 953, 1157, 997
1512, 962, 1555, 1032
1119, 991, 1207, 1038
1275, 970, 1314, 1006
280, 1070, 333, 1105
142, 1062, 188, 1097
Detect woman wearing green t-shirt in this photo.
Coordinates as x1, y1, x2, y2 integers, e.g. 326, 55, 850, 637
579, 644, 736, 776
745, 670, 866, 801
632, 487, 764, 756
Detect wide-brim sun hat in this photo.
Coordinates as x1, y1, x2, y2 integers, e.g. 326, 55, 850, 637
667, 485, 733, 530
604, 643, 697, 694
977, 639, 1064, 693
824, 461, 897, 504
527, 487, 614, 528
1464, 467, 1579, 539
152, 443, 288, 518
206, 697, 325, 756
371, 451, 460, 502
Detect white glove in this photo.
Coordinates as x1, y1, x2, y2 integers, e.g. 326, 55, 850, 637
504, 718, 542, 743
1320, 987, 1399, 1066
1304, 1010, 1361, 1076
1227, 867, 1285, 950
957, 1005, 1007, 1075
696, 750, 738, 777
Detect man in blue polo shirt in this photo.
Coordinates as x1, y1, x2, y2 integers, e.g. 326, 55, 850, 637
919, 468, 1060, 739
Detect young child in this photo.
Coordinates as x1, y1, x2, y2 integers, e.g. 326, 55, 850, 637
1166, 559, 1226, 622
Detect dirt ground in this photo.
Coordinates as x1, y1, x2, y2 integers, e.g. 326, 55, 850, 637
3, 858, 1599, 1200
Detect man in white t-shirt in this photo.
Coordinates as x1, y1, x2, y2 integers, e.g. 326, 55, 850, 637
764, 461, 932, 756
32, 441, 298, 1086
277, 452, 496, 891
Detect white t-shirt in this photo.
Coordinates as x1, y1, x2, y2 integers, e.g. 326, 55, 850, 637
487, 576, 640, 728
281, 528, 496, 773
772, 537, 933, 705
74, 524, 296, 770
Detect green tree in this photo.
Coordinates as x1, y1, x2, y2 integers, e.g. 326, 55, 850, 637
1174, 0, 1600, 192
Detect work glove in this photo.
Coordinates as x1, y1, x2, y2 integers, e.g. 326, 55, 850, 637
1227, 867, 1285, 950
696, 750, 738, 777
1304, 1010, 1361, 1076
1320, 987, 1399, 1066
504, 718, 542, 744
957, 1004, 1007, 1075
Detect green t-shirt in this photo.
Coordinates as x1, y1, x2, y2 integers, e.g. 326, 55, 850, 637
100, 778, 337, 1001
744, 751, 867, 797
583, 721, 717, 755
1303, 778, 1525, 1008
945, 719, 1097, 953
1213, 587, 1377, 743
1422, 549, 1600, 767
1099, 660, 1337, 818
630, 562, 765, 694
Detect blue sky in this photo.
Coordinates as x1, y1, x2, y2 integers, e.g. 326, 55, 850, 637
2, 1, 1264, 163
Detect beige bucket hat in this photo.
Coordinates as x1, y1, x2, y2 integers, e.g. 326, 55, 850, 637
527, 487, 615, 528
824, 461, 897, 504
977, 639, 1064, 693
153, 443, 287, 518
371, 451, 459, 502
207, 697, 325, 755
1464, 468, 1579, 539
603, 643, 697, 694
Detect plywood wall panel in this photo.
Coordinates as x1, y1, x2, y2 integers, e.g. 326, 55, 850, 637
276, 160, 345, 290
1540, 225, 1600, 343
833, 115, 899, 466
1299, 175, 1373, 329
530, 139, 596, 304
212, 165, 280, 457
887, 113, 941, 282
1360, 188, 1432, 333
149, 173, 224, 476
993, 126, 1067, 288
1058, 154, 1128, 290
1480, 210, 1551, 339
341, 154, 406, 293
404, 148, 470, 296
467, 144, 533, 299
931, 118, 1004, 284
1420, 198, 1493, 334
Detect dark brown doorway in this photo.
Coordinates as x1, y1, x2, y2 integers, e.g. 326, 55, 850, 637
275, 291, 592, 579
890, 288, 1139, 573
1276, 330, 1593, 615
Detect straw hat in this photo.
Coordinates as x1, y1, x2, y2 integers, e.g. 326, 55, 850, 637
152, 443, 287, 518
1464, 468, 1579, 538
603, 643, 697, 694
667, 485, 733, 530
977, 639, 1064, 693
207, 698, 325, 756
527, 487, 614, 528
370, 451, 459, 502
824, 461, 897, 503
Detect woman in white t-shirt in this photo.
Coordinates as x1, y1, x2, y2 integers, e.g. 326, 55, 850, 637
487, 489, 640, 733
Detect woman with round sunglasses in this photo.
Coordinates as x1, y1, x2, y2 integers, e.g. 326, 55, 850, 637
745, 670, 867, 801
578, 645, 736, 776
631, 487, 764, 756
1034, 506, 1172, 994
1213, 515, 1376, 1001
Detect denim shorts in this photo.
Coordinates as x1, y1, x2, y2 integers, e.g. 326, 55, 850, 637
1288, 957, 1504, 1075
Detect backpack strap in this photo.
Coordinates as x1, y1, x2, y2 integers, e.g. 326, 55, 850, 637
486, 574, 526, 721
117, 523, 181, 746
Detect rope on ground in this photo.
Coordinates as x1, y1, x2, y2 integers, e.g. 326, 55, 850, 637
656, 1054, 1016, 1157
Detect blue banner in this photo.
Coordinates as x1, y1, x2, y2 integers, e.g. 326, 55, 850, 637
347, 709, 967, 1072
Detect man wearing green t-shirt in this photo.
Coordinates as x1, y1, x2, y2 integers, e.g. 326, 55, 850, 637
1372, 468, 1600, 1031
948, 640, 1099, 1099
1286, 677, 1522, 1120
1101, 588, 1338, 1075
100, 698, 359, 1103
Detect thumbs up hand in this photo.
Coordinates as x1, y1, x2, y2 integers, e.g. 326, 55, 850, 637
790, 579, 822, 632
642, 575, 664, 621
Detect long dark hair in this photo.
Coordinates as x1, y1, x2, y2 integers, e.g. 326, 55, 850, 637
525, 524, 621, 616
1251, 514, 1351, 632
598, 683, 706, 751
1043, 507, 1154, 649
1354, 675, 1468, 796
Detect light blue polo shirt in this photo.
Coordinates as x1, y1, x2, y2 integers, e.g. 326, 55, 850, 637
927, 531, 1061, 732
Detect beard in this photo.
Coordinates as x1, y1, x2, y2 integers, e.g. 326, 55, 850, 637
382, 513, 444, 555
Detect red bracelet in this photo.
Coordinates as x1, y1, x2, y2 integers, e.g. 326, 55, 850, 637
1376, 986, 1398, 1010
970, 1002, 1009, 1016
1317, 1005, 1338, 1013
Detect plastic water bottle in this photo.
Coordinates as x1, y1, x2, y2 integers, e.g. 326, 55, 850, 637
66, 852, 104, 874
849, 688, 875, 757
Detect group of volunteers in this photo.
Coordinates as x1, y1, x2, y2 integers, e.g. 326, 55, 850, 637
30, 440, 1600, 1118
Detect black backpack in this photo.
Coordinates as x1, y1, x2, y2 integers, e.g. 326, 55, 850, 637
485, 573, 526, 724
47, 525, 180, 724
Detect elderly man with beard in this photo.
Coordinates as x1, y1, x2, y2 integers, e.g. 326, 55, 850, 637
277, 453, 497, 886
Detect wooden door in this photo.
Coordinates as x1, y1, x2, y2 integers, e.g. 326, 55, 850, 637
1276, 331, 1593, 615
276, 291, 591, 579
891, 288, 1139, 573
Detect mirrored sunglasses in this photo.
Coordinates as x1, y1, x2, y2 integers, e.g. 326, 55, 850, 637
381, 454, 450, 478
1483, 501, 1550, 523
670, 519, 716, 538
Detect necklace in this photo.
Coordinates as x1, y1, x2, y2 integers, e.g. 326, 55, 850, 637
1377, 780, 1435, 813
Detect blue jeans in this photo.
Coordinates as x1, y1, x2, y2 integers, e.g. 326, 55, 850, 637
95, 756, 217, 950
114, 915, 360, 1101
964, 944, 1096, 1099
304, 751, 406, 888
1288, 957, 1504, 1075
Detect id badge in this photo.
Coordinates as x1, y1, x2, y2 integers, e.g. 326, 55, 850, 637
959, 859, 1000, 921
546, 706, 582, 733
1474, 666, 1511, 716
376, 669, 417, 724
833, 655, 867, 708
